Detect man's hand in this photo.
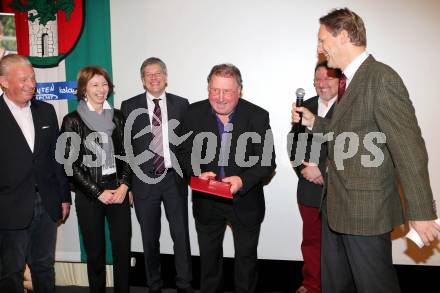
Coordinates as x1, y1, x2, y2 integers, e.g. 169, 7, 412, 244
98, 190, 115, 205
301, 161, 324, 185
410, 220, 440, 246
222, 176, 243, 194
292, 103, 315, 128
110, 184, 129, 204
199, 171, 217, 180
61, 202, 71, 222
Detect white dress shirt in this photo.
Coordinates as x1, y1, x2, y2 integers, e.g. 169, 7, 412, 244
4, 94, 35, 152
318, 96, 337, 118
343, 51, 369, 88
146, 91, 172, 168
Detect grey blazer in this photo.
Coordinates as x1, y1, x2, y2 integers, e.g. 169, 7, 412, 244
313, 55, 436, 235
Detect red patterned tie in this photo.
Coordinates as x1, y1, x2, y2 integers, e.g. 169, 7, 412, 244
151, 99, 165, 173
338, 73, 347, 101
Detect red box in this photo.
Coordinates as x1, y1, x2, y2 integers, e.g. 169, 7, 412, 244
190, 176, 233, 199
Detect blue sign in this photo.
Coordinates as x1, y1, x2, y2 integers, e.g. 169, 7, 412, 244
35, 81, 77, 101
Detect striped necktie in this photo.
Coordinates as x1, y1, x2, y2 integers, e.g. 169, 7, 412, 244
151, 99, 165, 173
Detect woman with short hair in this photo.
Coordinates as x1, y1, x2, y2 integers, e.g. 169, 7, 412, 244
61, 66, 131, 293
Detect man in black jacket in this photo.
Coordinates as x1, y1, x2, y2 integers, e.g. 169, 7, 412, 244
0, 54, 70, 293
121, 57, 192, 293
289, 62, 340, 293
178, 63, 276, 293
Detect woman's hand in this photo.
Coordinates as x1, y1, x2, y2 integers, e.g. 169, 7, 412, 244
110, 184, 129, 204
98, 190, 115, 205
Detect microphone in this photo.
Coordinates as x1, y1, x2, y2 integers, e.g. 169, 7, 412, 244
295, 88, 305, 127
295, 88, 305, 108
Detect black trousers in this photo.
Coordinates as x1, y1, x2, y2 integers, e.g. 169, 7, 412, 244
133, 170, 192, 290
0, 192, 57, 293
195, 200, 261, 293
321, 205, 401, 293
75, 175, 131, 293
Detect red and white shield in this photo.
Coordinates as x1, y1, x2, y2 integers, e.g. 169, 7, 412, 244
3, 0, 84, 67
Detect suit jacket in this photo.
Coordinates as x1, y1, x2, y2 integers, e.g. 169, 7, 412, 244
177, 99, 276, 228
120, 92, 189, 198
0, 95, 70, 230
313, 55, 436, 235
289, 96, 334, 207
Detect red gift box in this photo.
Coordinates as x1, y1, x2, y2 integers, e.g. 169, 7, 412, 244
190, 176, 233, 199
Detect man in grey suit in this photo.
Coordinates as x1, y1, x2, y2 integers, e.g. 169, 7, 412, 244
293, 8, 439, 293
121, 57, 192, 293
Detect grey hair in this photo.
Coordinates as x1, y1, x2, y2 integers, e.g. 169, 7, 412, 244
140, 57, 168, 78
0, 54, 32, 76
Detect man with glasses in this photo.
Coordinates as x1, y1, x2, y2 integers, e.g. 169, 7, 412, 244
121, 57, 193, 293
177, 63, 276, 293
289, 61, 340, 293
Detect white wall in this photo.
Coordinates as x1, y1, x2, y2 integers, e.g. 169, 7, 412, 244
109, 0, 440, 265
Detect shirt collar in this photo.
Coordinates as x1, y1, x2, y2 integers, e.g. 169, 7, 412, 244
343, 51, 369, 83
318, 96, 337, 108
3, 94, 31, 110
146, 91, 166, 103
86, 99, 112, 111
213, 109, 235, 124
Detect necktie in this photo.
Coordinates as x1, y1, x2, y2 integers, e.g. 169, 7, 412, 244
151, 99, 165, 173
338, 73, 347, 101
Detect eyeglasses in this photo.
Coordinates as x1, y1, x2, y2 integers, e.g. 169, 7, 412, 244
313, 77, 337, 85
144, 72, 164, 79
208, 87, 237, 97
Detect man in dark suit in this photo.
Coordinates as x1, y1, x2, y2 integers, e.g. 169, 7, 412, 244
0, 54, 71, 293
289, 62, 340, 293
293, 8, 440, 293
121, 57, 192, 293
177, 63, 276, 293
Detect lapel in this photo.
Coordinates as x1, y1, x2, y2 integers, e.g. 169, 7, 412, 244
309, 97, 319, 115
229, 99, 247, 140
165, 93, 176, 120
30, 99, 42, 155
325, 102, 336, 119
127, 92, 155, 151
165, 93, 184, 150
202, 100, 222, 149
135, 92, 151, 130
207, 101, 221, 134
138, 92, 149, 114
329, 55, 375, 128
0, 95, 34, 155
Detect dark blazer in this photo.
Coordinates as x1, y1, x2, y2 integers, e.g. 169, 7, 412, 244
0, 95, 70, 230
313, 55, 436, 235
120, 92, 189, 197
177, 99, 276, 228
289, 96, 334, 207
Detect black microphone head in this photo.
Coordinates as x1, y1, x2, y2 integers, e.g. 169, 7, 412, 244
295, 88, 305, 99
